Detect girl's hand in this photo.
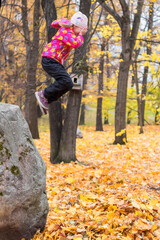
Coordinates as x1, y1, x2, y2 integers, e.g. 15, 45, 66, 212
59, 19, 73, 28
79, 28, 88, 36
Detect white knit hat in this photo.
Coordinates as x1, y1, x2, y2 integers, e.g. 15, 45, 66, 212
71, 11, 88, 29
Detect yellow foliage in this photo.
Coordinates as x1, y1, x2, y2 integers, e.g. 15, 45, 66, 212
116, 128, 126, 137
33, 125, 160, 239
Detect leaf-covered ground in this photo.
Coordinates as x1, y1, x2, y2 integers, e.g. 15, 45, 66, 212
33, 125, 160, 240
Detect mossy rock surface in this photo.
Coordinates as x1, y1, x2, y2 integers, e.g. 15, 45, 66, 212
0, 103, 48, 240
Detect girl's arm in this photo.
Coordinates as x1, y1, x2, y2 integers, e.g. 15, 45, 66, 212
58, 29, 84, 48
51, 18, 72, 29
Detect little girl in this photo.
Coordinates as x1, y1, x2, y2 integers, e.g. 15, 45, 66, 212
35, 11, 88, 114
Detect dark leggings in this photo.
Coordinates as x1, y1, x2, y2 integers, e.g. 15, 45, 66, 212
42, 57, 73, 103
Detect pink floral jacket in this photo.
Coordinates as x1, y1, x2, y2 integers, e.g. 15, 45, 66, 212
42, 18, 84, 64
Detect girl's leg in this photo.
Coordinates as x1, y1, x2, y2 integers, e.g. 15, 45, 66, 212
42, 57, 73, 103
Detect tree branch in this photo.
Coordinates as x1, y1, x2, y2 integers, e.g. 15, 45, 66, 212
135, 60, 160, 65
87, 6, 103, 44
97, 0, 122, 28
0, 15, 26, 40
21, 0, 30, 45
119, 0, 128, 14
66, 0, 71, 18
130, 38, 160, 44
130, 0, 144, 54
110, 0, 116, 12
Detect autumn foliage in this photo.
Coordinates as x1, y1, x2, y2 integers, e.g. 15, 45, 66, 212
32, 125, 160, 240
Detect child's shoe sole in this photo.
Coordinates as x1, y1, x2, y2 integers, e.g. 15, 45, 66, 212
35, 92, 48, 115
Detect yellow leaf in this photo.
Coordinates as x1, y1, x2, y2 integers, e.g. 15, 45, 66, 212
45, 233, 52, 239
149, 199, 158, 206
119, 224, 128, 231
153, 228, 160, 237
133, 219, 152, 231
80, 193, 89, 201
108, 198, 115, 205
147, 213, 153, 221
151, 223, 157, 232
152, 51, 157, 62
48, 224, 61, 232
66, 177, 76, 184
132, 201, 141, 209
50, 186, 60, 195
107, 211, 115, 220
116, 128, 126, 136
102, 234, 108, 240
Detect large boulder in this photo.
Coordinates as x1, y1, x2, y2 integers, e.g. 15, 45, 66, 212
0, 103, 49, 240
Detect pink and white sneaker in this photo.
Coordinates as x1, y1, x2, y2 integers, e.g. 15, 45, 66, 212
35, 90, 48, 115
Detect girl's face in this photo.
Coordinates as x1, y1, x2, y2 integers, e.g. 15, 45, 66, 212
73, 25, 87, 36
73, 26, 82, 35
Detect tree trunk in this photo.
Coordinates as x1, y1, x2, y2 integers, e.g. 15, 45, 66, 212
133, 62, 143, 133
155, 107, 159, 125
114, 15, 131, 144
127, 73, 135, 124
49, 100, 62, 163
114, 0, 144, 144
96, 97, 103, 130
141, 2, 154, 126
41, 0, 62, 163
96, 40, 105, 131
114, 60, 130, 144
22, 0, 40, 139
104, 40, 110, 125
26, 65, 39, 138
41, 0, 57, 40
98, 0, 144, 144
79, 103, 85, 125
104, 112, 109, 124
57, 91, 82, 162
56, 0, 91, 163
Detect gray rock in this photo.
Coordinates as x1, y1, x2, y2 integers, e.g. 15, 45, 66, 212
76, 128, 83, 138
0, 103, 49, 240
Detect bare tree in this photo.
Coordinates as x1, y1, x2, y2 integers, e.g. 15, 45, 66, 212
79, 1, 99, 126
55, 0, 91, 163
141, 2, 154, 127
21, 0, 40, 138
98, 0, 144, 144
41, 0, 60, 161
96, 38, 105, 131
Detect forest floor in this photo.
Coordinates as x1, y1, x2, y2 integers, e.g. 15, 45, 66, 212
32, 125, 160, 240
